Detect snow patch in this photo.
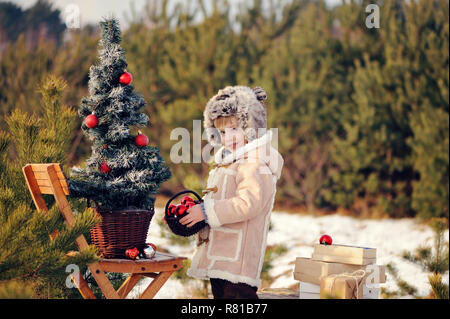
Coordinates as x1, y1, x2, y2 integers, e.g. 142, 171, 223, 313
125, 208, 448, 299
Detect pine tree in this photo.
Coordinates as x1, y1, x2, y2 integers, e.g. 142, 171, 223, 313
407, 0, 449, 219
255, 0, 348, 211
68, 18, 171, 211
330, 0, 449, 218
0, 0, 66, 46
0, 34, 57, 126
384, 217, 449, 299
0, 75, 99, 298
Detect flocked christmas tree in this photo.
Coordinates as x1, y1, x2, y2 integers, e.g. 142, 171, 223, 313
68, 18, 171, 211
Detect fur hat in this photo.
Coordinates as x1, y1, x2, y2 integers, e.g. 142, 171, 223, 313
203, 85, 268, 146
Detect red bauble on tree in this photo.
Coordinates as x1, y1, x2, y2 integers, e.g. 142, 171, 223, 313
319, 234, 333, 246
119, 71, 133, 85
135, 131, 149, 147
99, 162, 111, 173
85, 113, 99, 128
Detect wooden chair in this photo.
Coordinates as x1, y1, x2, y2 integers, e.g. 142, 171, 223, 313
23, 163, 186, 299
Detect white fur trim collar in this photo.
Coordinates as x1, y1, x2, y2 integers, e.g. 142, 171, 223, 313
214, 130, 273, 165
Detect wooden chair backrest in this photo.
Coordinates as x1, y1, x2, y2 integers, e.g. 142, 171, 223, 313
22, 163, 79, 232
22, 163, 122, 299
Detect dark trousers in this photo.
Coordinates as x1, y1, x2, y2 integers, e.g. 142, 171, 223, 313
210, 278, 259, 299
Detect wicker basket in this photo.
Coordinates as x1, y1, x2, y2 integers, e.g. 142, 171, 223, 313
164, 190, 207, 237
90, 207, 154, 259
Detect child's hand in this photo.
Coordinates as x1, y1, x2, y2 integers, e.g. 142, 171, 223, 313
179, 204, 205, 228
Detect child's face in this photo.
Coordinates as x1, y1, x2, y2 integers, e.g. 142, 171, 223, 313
216, 118, 246, 151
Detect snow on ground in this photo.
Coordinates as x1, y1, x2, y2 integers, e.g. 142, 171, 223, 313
128, 208, 449, 299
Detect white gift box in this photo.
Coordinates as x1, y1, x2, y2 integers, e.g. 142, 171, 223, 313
298, 281, 380, 299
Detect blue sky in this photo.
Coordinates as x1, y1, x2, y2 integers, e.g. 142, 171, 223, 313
5, 0, 343, 28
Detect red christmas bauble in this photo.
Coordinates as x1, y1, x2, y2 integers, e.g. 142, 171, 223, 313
99, 162, 111, 173
319, 234, 333, 245
125, 247, 139, 260
176, 204, 188, 216
168, 204, 176, 216
185, 201, 196, 210
181, 196, 194, 205
119, 71, 133, 85
85, 114, 99, 128
135, 133, 149, 147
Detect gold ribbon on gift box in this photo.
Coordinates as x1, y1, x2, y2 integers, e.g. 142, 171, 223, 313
320, 270, 367, 299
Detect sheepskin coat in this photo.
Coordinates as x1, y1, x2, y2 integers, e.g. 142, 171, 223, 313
186, 130, 284, 287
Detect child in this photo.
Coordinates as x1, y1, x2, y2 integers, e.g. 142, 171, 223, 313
180, 85, 284, 299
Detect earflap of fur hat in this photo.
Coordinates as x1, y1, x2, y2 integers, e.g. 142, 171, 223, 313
234, 86, 268, 142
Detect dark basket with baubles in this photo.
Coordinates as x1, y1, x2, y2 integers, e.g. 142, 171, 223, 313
164, 190, 207, 237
